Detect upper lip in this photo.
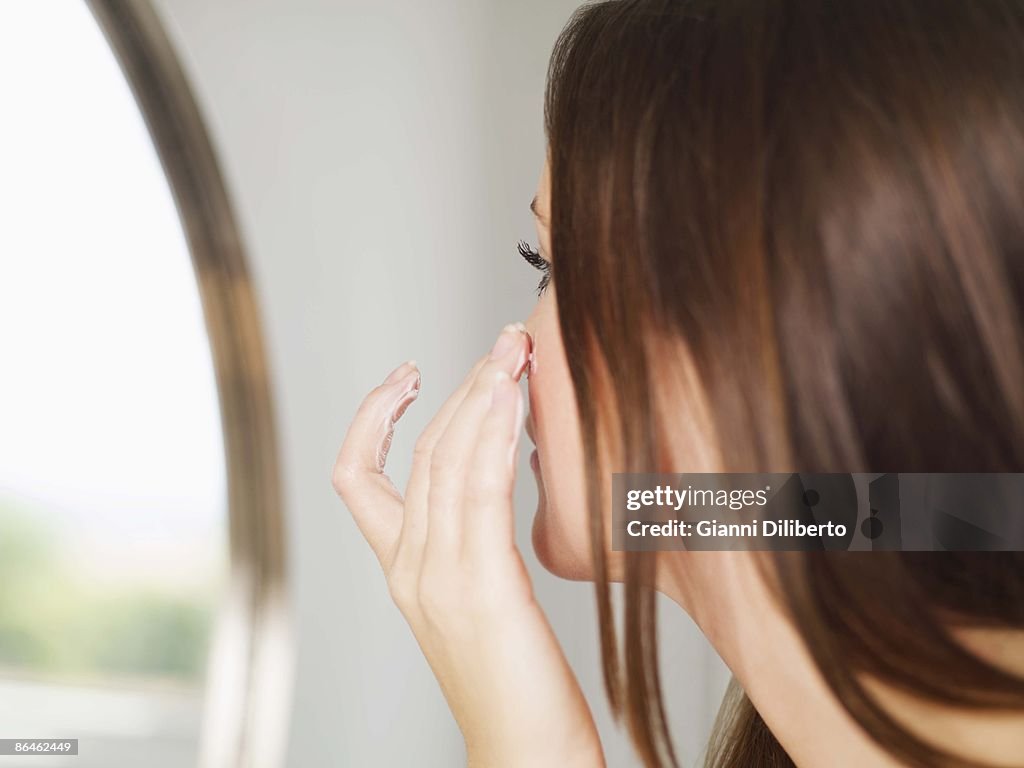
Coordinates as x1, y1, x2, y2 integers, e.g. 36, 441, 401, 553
526, 414, 536, 444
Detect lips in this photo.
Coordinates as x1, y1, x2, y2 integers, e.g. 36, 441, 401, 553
526, 419, 541, 473
525, 380, 539, 474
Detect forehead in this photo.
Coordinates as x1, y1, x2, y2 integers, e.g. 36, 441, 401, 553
535, 158, 551, 204
532, 159, 551, 224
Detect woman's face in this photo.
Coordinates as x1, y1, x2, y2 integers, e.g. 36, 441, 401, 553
523, 159, 605, 580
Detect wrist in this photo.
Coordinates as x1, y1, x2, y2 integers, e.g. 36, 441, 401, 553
466, 745, 606, 768
465, 729, 606, 768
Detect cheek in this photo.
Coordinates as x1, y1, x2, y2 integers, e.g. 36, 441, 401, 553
525, 297, 597, 580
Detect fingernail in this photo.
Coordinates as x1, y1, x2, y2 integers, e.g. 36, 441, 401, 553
518, 331, 534, 380
383, 359, 417, 385
489, 323, 525, 361
389, 369, 420, 419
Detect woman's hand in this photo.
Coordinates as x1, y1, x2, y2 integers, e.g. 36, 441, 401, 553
332, 324, 604, 768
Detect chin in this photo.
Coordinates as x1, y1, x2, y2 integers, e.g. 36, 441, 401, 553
530, 500, 594, 581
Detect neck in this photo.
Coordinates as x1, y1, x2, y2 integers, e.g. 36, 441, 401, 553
657, 551, 1024, 767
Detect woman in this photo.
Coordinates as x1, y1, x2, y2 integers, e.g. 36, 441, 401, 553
332, 0, 1024, 765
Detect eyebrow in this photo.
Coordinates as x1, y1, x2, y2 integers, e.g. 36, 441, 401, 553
530, 196, 549, 225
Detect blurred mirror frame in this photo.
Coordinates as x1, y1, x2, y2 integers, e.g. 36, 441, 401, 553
82, 1, 292, 765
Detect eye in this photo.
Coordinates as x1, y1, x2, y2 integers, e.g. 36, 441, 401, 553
517, 240, 551, 297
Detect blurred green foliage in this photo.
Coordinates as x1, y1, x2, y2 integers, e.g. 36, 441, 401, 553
0, 497, 216, 685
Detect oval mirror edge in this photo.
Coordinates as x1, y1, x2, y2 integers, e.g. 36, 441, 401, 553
83, 2, 292, 766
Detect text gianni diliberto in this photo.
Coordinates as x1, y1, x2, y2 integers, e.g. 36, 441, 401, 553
623, 483, 848, 541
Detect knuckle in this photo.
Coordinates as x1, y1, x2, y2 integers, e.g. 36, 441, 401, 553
472, 358, 501, 383
462, 487, 497, 514
330, 460, 356, 498
385, 569, 416, 611
427, 471, 460, 515
412, 431, 435, 461
430, 441, 462, 477
468, 369, 498, 403
416, 566, 456, 616
467, 467, 506, 499
368, 382, 392, 402
461, 486, 490, 513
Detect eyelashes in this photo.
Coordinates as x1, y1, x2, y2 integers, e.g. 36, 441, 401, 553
517, 240, 551, 297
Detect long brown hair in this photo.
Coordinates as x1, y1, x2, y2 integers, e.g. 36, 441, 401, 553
543, 1, 1024, 765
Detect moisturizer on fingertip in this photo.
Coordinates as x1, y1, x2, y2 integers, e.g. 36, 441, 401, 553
376, 371, 420, 471
519, 327, 535, 379
391, 381, 419, 422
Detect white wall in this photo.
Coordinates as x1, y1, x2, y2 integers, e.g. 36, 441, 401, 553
151, 1, 731, 765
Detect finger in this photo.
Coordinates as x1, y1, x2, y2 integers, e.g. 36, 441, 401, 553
462, 370, 524, 555
415, 325, 529, 466
415, 356, 489, 465
395, 354, 486, 552
401, 325, 530, 552
332, 360, 421, 566
425, 328, 531, 550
